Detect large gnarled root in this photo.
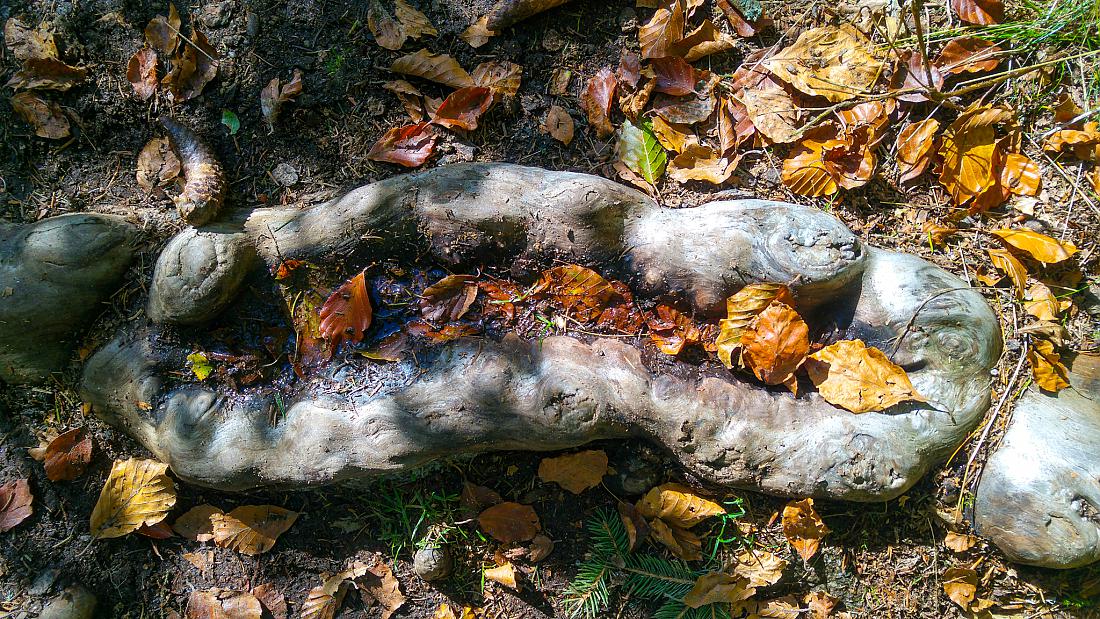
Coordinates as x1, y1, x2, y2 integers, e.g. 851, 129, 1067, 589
975, 355, 1100, 568
86, 164, 1000, 500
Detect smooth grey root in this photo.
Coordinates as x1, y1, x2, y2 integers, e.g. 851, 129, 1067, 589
80, 164, 1001, 503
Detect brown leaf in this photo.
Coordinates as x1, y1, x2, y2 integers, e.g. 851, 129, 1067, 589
319, 271, 373, 357
535, 264, 617, 322
741, 301, 809, 387
472, 60, 522, 98
987, 247, 1028, 297
582, 67, 618, 138
354, 563, 406, 619
461, 15, 496, 49
186, 588, 263, 619
0, 479, 33, 533
936, 38, 1001, 74
950, 0, 1003, 25
183, 550, 214, 572
942, 566, 978, 609
394, 0, 437, 39
127, 47, 158, 101
210, 505, 299, 555
432, 86, 494, 130
260, 69, 304, 129
461, 482, 503, 511
639, 0, 684, 59
715, 283, 793, 368
391, 49, 474, 88
652, 75, 717, 125
617, 50, 641, 88
716, 0, 766, 37
636, 483, 724, 528
173, 504, 223, 541
992, 228, 1077, 264
738, 78, 801, 144
163, 29, 218, 103
367, 122, 437, 167
741, 596, 801, 619
670, 19, 736, 62
406, 321, 480, 342
944, 531, 977, 553
145, 3, 181, 55
805, 339, 925, 413
1053, 92, 1084, 123
537, 450, 608, 494
650, 115, 694, 153
667, 143, 738, 184
732, 550, 787, 587
804, 591, 839, 618
648, 517, 703, 561
781, 498, 829, 562
369, 0, 407, 50
542, 105, 574, 145
896, 119, 940, 183
384, 79, 426, 122
651, 56, 698, 96
891, 50, 943, 103
136, 136, 182, 195
484, 562, 519, 590
478, 278, 522, 322
597, 281, 645, 334
764, 25, 883, 102
617, 501, 650, 551
420, 275, 478, 322
251, 583, 288, 619
4, 18, 58, 60
360, 330, 409, 362
683, 572, 755, 608
1030, 338, 1070, 392
43, 427, 92, 481
529, 533, 555, 562
478, 502, 541, 543
5, 57, 87, 91
647, 304, 709, 355
300, 574, 348, 619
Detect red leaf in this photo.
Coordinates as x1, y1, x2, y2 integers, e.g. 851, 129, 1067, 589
431, 86, 493, 130
44, 427, 92, 482
950, 0, 1003, 24
137, 521, 176, 539
617, 51, 641, 89
367, 122, 437, 167
126, 47, 158, 100
0, 479, 33, 533
319, 271, 373, 356
581, 67, 617, 138
651, 57, 697, 96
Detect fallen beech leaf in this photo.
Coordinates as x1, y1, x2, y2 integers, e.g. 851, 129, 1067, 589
478, 502, 541, 543
0, 479, 33, 533
896, 119, 940, 183
10, 92, 70, 139
1030, 338, 1070, 392
183, 550, 213, 572
597, 281, 646, 334
581, 67, 617, 138
804, 591, 839, 618
4, 18, 58, 60
484, 562, 519, 589
783, 124, 879, 197
145, 3, 181, 55
367, 122, 437, 167
391, 49, 474, 89
619, 77, 656, 121
667, 143, 737, 184
369, 0, 405, 49
651, 56, 697, 96
210, 505, 298, 555
360, 330, 409, 362
461, 482, 503, 511
318, 271, 373, 357
987, 247, 1028, 297
936, 38, 1001, 74
406, 321, 479, 342
618, 119, 667, 184
733, 550, 787, 587
395, 0, 437, 40
354, 562, 406, 619
637, 483, 724, 528
1000, 153, 1041, 196
420, 274, 478, 322
529, 533, 555, 562
127, 47, 158, 100
891, 50, 943, 103
472, 60, 522, 98
950, 0, 1003, 25
738, 78, 801, 144
432, 86, 493, 130
648, 516, 703, 561
649, 115, 694, 153
738, 596, 801, 618
479, 278, 522, 322
300, 573, 348, 619
136, 136, 182, 194
639, 0, 684, 59
806, 339, 925, 413
617, 501, 650, 551
652, 74, 718, 125
173, 504, 223, 541
764, 25, 883, 102
537, 450, 608, 494
162, 29, 218, 103
670, 19, 736, 62
617, 50, 641, 88
186, 588, 263, 619
716, 283, 793, 368
251, 583, 288, 619
90, 458, 176, 539
384, 79, 425, 122
991, 228, 1077, 263
542, 105, 574, 145
942, 566, 978, 609
740, 301, 809, 387
187, 351, 213, 381
1043, 121, 1100, 162
683, 572, 755, 608
260, 69, 304, 130
944, 531, 977, 553
781, 498, 829, 562
461, 15, 496, 48
939, 103, 1016, 208
43, 428, 92, 481
647, 304, 708, 355
535, 264, 617, 322
1024, 282, 1070, 322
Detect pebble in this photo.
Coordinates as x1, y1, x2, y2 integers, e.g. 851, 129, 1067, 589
272, 162, 299, 187
413, 545, 453, 581
39, 586, 96, 619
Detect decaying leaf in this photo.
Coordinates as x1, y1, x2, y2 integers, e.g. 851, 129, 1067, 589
367, 122, 437, 167
652, 74, 718, 125
43, 427, 92, 482
618, 119, 667, 184
537, 450, 608, 494
942, 566, 978, 609
1030, 338, 1070, 392
136, 136, 182, 194
353, 562, 406, 619
936, 38, 1001, 74
0, 479, 33, 533
4, 18, 58, 60
896, 118, 940, 183
391, 49, 474, 89
300, 573, 349, 619
260, 69, 304, 130
651, 56, 698, 96
529, 533, 555, 562
740, 596, 801, 619
950, 0, 1003, 25
671, 19, 736, 62
10, 91, 70, 139
667, 144, 738, 184
535, 264, 617, 322
318, 271, 373, 357
472, 60, 522, 98
683, 572, 755, 608
542, 105, 574, 145
90, 458, 176, 539
173, 504, 223, 541
127, 47, 158, 100
617, 501, 650, 551
639, 0, 684, 59
987, 247, 1028, 297
944, 531, 977, 553
647, 304, 709, 355
406, 321, 479, 342
637, 483, 724, 528
804, 591, 840, 618
806, 339, 925, 413
484, 562, 519, 590
461, 15, 497, 49
764, 25, 883, 103
649, 115, 694, 153
384, 80, 426, 122
162, 29, 218, 103
462, 482, 503, 512
479, 502, 541, 543
420, 275, 478, 322
733, 549, 787, 587
781, 498, 829, 562
432, 86, 493, 130
369, 0, 406, 50
145, 3, 182, 55
716, 283, 793, 368
648, 516, 703, 561
991, 228, 1077, 264
210, 505, 299, 555
582, 67, 617, 138
738, 78, 801, 144
186, 588, 263, 619
252, 583, 288, 619
740, 301, 809, 389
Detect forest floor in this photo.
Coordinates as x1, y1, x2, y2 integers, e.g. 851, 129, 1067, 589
2, 0, 1100, 617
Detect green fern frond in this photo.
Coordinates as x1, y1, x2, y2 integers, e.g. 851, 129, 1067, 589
654, 600, 733, 619
623, 554, 698, 601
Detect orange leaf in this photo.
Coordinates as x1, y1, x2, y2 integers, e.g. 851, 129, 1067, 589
210, 505, 299, 555
782, 498, 829, 562
432, 86, 493, 130
999, 153, 1041, 196
669, 19, 735, 62
950, 0, 1003, 24
126, 47, 158, 101
144, 4, 181, 55
805, 339, 925, 413
319, 271, 373, 357
942, 567, 978, 609
938, 103, 1015, 205
537, 450, 608, 494
420, 274, 478, 322
43, 427, 92, 481
896, 118, 940, 183
478, 502, 541, 543
535, 264, 617, 322
10, 91, 69, 139
406, 321, 479, 343
187, 589, 263, 619
596, 281, 646, 334
986, 247, 1028, 297
367, 122, 437, 167
162, 29, 218, 103
581, 67, 617, 138
391, 49, 474, 88
991, 228, 1077, 263
1029, 338, 1070, 392
715, 283, 793, 368
683, 572, 755, 608
1042, 121, 1100, 162
637, 482, 725, 528
667, 144, 738, 185
639, 0, 684, 59
740, 302, 809, 387
647, 304, 707, 355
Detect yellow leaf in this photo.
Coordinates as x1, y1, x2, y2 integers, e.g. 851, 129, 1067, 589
537, 450, 608, 494
1023, 281, 1070, 321
1029, 339, 1070, 392
938, 103, 1015, 206
683, 571, 755, 608
944, 531, 977, 553
781, 498, 829, 562
763, 25, 883, 102
715, 283, 794, 368
991, 228, 1078, 263
187, 351, 213, 381
986, 247, 1028, 298
650, 115, 695, 153
942, 566, 978, 610
806, 339, 925, 413
89, 458, 176, 539
636, 483, 725, 528
484, 562, 519, 590
210, 505, 299, 555
733, 550, 787, 587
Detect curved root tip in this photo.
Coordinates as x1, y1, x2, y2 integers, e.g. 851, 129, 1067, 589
159, 116, 226, 227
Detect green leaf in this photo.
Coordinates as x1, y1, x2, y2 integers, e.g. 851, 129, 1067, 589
187, 352, 213, 381
618, 119, 667, 184
221, 109, 240, 135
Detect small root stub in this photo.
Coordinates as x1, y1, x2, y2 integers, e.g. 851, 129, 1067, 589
159, 116, 226, 226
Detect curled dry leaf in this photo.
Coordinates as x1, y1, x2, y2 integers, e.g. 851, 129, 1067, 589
782, 124, 879, 197
472, 60, 522, 98
300, 573, 348, 619
529, 533, 555, 562
173, 503, 223, 541
479, 278, 521, 322
651, 56, 697, 96
369, 0, 406, 50
406, 321, 479, 342
162, 29, 218, 103
806, 339, 925, 413
367, 122, 437, 167
210, 505, 299, 555
670, 20, 736, 62
4, 18, 58, 60
896, 119, 940, 183
991, 228, 1077, 264
1043, 121, 1100, 162
186, 588, 263, 619
650, 115, 694, 154
461, 15, 497, 49
781, 498, 829, 562
683, 572, 755, 608
617, 501, 650, 551
478, 502, 541, 543
384, 80, 425, 122
391, 49, 474, 89
1029, 338, 1070, 392
43, 427, 92, 481
260, 69, 304, 130
764, 25, 883, 103
647, 304, 709, 355
936, 37, 1001, 74
716, 283, 793, 368
136, 136, 182, 195
733, 549, 787, 587
639, 0, 684, 59
484, 562, 519, 590
648, 517, 703, 561
319, 271, 373, 357
10, 92, 70, 139
90, 458, 176, 539
597, 281, 646, 334
618, 119, 667, 184
542, 105, 574, 145
432, 86, 494, 130
537, 449, 608, 494
354, 562, 406, 619
652, 74, 718, 125
891, 50, 943, 103
145, 3, 181, 55
950, 0, 1003, 25
0, 479, 33, 533
804, 591, 840, 618
944, 531, 977, 553
942, 566, 978, 609
667, 144, 738, 184
252, 583, 288, 619
420, 274, 478, 322
738, 78, 801, 144
637, 482, 724, 528
740, 301, 809, 389
581, 67, 617, 138
127, 47, 158, 100
535, 264, 617, 322
987, 247, 1028, 297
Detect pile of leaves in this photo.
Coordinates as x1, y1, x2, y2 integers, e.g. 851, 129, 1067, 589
125, 3, 219, 103
4, 17, 87, 138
